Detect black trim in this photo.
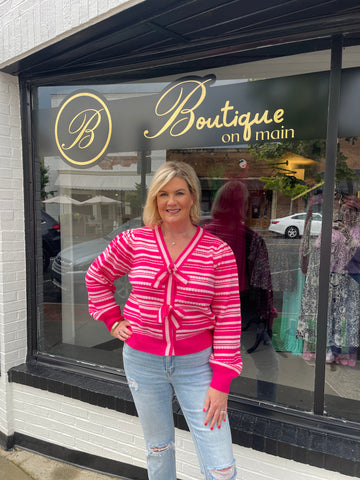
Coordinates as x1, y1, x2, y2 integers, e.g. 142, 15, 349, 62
8, 361, 136, 415
10, 433, 147, 480
8, 362, 360, 478
313, 34, 343, 415
18, 39, 333, 86
20, 79, 38, 360
0, 431, 14, 451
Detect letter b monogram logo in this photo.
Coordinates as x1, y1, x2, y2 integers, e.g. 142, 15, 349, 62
55, 91, 112, 168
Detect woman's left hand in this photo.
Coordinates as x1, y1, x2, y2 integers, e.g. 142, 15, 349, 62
203, 387, 228, 430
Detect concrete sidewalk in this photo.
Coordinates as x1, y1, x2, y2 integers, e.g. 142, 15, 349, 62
0, 446, 127, 480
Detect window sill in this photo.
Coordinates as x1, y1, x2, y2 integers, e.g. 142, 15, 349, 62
8, 361, 360, 478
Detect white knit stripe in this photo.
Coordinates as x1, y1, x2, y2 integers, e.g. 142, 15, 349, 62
155, 225, 171, 267
165, 318, 172, 356
210, 359, 242, 375
86, 225, 242, 383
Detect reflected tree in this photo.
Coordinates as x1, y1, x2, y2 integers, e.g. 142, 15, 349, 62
41, 164, 56, 200
248, 138, 358, 198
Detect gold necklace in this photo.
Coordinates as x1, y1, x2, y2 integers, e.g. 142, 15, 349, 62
163, 228, 195, 246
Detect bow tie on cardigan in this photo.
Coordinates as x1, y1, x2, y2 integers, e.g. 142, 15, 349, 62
158, 303, 185, 329
152, 263, 189, 289
152, 263, 189, 329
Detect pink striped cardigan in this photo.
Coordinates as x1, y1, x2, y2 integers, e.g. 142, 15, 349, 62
86, 224, 242, 393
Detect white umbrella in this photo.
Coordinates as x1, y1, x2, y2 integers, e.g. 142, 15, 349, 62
43, 195, 82, 205
81, 195, 121, 205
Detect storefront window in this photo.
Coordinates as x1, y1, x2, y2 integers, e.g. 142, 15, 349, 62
36, 51, 341, 414
323, 133, 360, 422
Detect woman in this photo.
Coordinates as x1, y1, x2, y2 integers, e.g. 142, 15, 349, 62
85, 162, 242, 480
203, 179, 278, 401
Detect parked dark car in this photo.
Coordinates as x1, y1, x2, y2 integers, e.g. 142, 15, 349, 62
51, 216, 142, 305
42, 210, 61, 271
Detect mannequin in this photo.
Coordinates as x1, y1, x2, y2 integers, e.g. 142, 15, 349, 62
297, 195, 360, 367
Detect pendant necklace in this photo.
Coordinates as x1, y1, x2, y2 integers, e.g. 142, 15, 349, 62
163, 227, 195, 246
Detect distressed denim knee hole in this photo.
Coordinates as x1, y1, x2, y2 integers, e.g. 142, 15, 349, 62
148, 441, 174, 457
127, 377, 139, 391
209, 462, 236, 480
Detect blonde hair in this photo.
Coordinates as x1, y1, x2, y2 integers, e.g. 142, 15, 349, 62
143, 161, 201, 227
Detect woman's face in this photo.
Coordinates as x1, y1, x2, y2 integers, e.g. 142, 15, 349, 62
156, 177, 194, 227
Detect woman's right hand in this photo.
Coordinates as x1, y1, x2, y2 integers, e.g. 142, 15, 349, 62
113, 320, 132, 342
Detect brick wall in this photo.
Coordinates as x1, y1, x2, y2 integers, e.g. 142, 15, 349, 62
0, 0, 144, 68
11, 384, 354, 480
0, 71, 25, 437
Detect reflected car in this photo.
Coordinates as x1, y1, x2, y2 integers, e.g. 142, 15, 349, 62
269, 212, 322, 239
51, 214, 212, 304
51, 217, 143, 305
42, 210, 61, 271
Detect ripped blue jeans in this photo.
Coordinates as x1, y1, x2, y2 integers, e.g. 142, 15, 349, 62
123, 344, 237, 480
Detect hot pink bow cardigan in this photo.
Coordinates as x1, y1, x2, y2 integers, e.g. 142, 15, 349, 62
86, 224, 242, 393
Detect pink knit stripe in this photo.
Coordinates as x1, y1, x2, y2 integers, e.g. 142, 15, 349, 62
85, 225, 242, 391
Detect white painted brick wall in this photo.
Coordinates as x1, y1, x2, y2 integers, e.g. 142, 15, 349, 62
0, 71, 25, 438
10, 384, 356, 480
0, 0, 145, 68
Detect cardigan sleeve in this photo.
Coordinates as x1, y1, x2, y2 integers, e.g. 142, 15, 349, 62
85, 230, 134, 332
209, 243, 243, 393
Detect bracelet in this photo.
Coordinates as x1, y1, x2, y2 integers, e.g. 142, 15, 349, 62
110, 321, 121, 335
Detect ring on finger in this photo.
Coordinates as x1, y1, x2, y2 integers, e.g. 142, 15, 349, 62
220, 410, 227, 414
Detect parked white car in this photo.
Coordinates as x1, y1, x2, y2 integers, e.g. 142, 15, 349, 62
269, 212, 322, 239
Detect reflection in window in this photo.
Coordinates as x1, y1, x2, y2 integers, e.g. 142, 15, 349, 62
170, 141, 327, 410
40, 142, 165, 365
324, 137, 360, 422
36, 63, 360, 422
40, 138, 327, 409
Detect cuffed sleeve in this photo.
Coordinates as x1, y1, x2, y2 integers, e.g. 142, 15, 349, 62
209, 243, 242, 392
